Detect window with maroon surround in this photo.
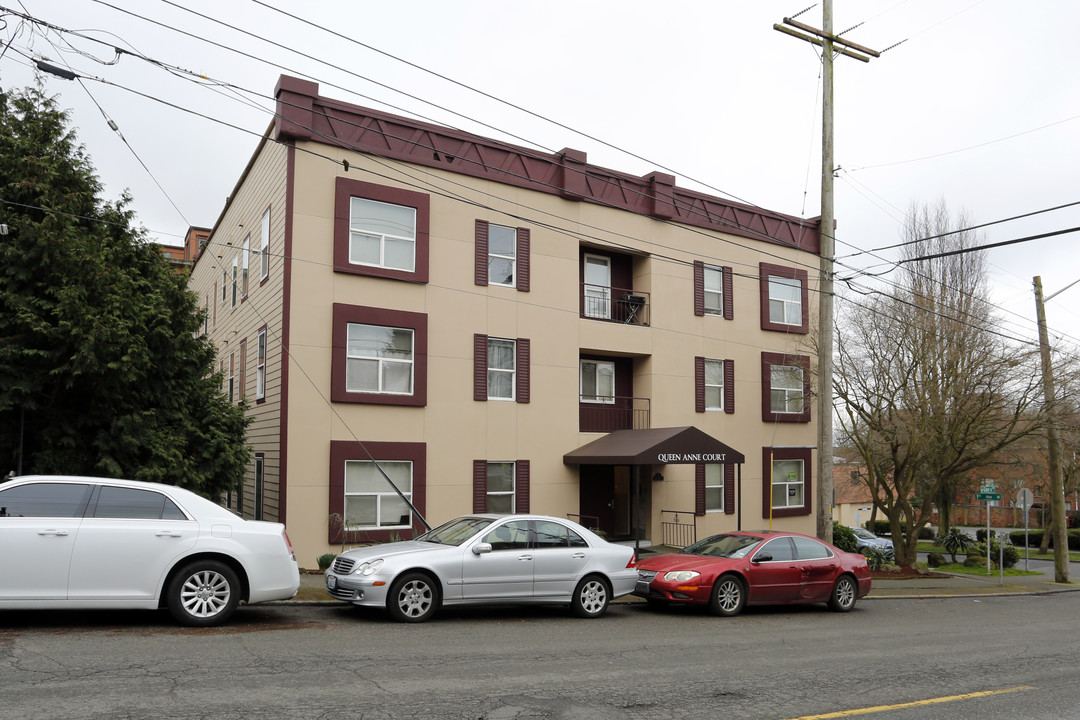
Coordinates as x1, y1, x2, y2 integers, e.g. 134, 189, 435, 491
695, 463, 735, 515
760, 352, 810, 423
334, 177, 430, 283
331, 303, 427, 406
472, 459, 530, 513
474, 334, 530, 403
475, 220, 530, 291
329, 441, 426, 543
695, 357, 735, 413
761, 446, 812, 518
759, 262, 809, 333
694, 261, 733, 319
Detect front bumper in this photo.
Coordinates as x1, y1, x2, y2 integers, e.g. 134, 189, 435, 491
324, 571, 391, 607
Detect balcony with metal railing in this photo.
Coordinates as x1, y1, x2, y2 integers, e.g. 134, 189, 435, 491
580, 284, 650, 326
579, 396, 651, 433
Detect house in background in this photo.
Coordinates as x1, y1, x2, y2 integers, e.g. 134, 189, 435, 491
185, 75, 823, 566
158, 226, 211, 274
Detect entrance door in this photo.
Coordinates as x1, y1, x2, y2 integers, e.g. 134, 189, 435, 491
578, 465, 632, 539
583, 254, 611, 319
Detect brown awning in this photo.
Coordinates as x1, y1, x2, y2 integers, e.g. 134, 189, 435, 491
563, 426, 745, 466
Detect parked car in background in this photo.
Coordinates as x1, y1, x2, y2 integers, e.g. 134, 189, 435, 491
325, 514, 638, 622
0, 475, 300, 626
848, 526, 895, 555
634, 531, 871, 616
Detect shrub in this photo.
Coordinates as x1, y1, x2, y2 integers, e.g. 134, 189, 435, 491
864, 545, 895, 570
317, 552, 337, 570
926, 551, 945, 568
973, 540, 1019, 569
832, 522, 858, 553
964, 555, 986, 568
937, 528, 972, 563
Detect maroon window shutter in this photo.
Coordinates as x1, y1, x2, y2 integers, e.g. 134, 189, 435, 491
475, 220, 489, 286
516, 338, 530, 404
474, 334, 488, 401
724, 464, 736, 515
694, 356, 706, 413
693, 261, 705, 316
723, 266, 734, 320
724, 359, 735, 415
473, 460, 487, 513
516, 460, 530, 513
517, 228, 530, 293
695, 464, 706, 516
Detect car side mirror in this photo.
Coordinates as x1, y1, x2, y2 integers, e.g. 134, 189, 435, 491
472, 542, 492, 555
752, 553, 773, 563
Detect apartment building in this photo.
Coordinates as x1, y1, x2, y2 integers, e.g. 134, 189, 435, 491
186, 74, 823, 566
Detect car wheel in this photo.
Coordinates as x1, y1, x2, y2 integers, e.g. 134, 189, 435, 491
571, 575, 610, 618
708, 574, 746, 617
167, 560, 240, 627
828, 574, 858, 612
387, 572, 437, 623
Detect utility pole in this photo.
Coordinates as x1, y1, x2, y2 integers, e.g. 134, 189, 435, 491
775, 3, 878, 543
1033, 275, 1074, 583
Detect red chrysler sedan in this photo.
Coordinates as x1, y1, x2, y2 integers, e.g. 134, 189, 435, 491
634, 531, 871, 616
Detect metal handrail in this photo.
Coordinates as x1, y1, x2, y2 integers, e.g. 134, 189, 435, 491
660, 509, 697, 548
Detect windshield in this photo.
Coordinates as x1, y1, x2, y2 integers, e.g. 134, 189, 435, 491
415, 517, 493, 546
680, 534, 762, 559
850, 528, 876, 539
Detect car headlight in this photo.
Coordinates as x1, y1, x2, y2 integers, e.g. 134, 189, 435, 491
354, 559, 384, 576
663, 570, 700, 583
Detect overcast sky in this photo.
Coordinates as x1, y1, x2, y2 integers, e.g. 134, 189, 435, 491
3, 0, 1079, 352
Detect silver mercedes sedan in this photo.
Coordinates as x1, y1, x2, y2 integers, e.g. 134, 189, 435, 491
325, 514, 638, 622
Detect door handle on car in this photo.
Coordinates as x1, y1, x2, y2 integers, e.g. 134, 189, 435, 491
37, 529, 69, 536
156, 531, 184, 538
572, 552, 587, 559
518, 554, 533, 561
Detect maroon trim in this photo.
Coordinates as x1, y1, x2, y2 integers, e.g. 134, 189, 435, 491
516, 228, 530, 293
473, 459, 487, 512
331, 304, 428, 406
474, 220, 489, 286
761, 446, 812, 519
473, 333, 488, 401
328, 440, 427, 543
333, 177, 430, 283
274, 76, 820, 254
760, 352, 811, 423
723, 266, 734, 320
278, 144, 296, 525
516, 460, 530, 513
759, 262, 809, 334
694, 356, 706, 413
695, 463, 706, 516
516, 338, 530, 404
724, 464, 736, 515
693, 261, 705, 317
724, 359, 735, 415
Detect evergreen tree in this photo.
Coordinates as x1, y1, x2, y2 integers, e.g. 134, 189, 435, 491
0, 83, 249, 497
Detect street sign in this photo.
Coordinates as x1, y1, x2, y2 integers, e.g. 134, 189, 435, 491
975, 492, 1001, 501
1017, 488, 1034, 511
980, 485, 995, 494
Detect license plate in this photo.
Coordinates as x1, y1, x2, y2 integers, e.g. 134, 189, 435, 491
635, 581, 650, 594
327, 574, 337, 590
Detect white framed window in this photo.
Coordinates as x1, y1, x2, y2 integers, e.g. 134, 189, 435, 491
227, 351, 235, 403
344, 460, 413, 529
768, 275, 802, 326
346, 323, 414, 395
221, 269, 227, 303
486, 462, 515, 514
770, 365, 804, 414
580, 360, 615, 404
705, 359, 724, 411
349, 196, 416, 272
583, 254, 612, 319
253, 455, 264, 521
231, 255, 238, 308
488, 224, 517, 287
771, 458, 805, 509
704, 265, 723, 316
241, 235, 250, 297
487, 338, 516, 400
259, 208, 270, 281
256, 329, 267, 400
705, 464, 724, 512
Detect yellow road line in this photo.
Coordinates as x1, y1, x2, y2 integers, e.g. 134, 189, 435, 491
781, 686, 1036, 720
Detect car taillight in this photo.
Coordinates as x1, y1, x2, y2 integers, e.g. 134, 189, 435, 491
626, 552, 637, 569
283, 530, 296, 561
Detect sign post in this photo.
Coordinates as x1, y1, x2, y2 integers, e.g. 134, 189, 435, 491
977, 482, 998, 574
1017, 488, 1035, 570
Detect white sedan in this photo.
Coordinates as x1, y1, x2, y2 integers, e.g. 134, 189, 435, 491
0, 475, 300, 626
325, 514, 639, 622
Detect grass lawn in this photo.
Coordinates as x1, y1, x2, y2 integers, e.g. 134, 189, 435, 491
915, 541, 1080, 563
932, 563, 1041, 577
